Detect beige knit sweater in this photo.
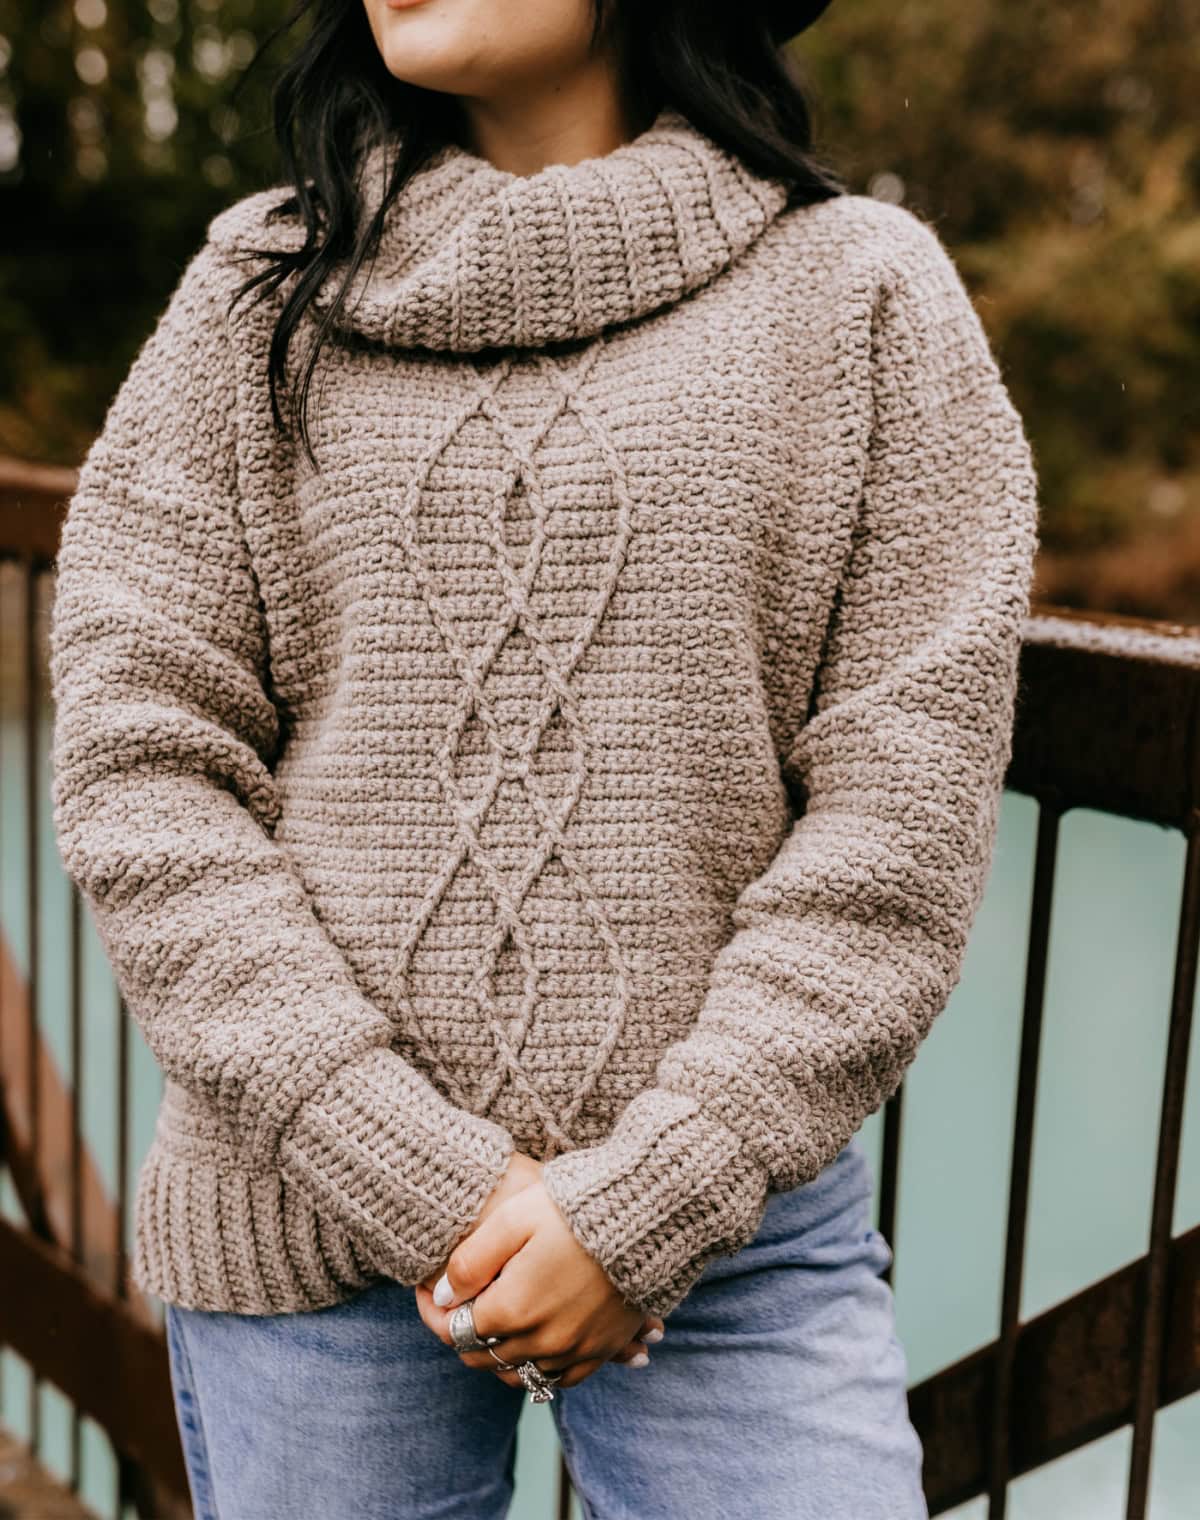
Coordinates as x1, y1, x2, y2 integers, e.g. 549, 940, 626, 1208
49, 105, 1039, 1319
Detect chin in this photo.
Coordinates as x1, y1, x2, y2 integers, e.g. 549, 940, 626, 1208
375, 29, 489, 93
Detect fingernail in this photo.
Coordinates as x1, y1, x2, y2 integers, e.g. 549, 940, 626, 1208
629, 1351, 650, 1368
644, 1327, 664, 1343
433, 1273, 454, 1307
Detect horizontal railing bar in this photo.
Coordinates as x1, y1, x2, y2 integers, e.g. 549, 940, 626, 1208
912, 1222, 1200, 1514
1007, 607, 1200, 826
0, 1425, 97, 1520
0, 1214, 190, 1513
0, 458, 75, 563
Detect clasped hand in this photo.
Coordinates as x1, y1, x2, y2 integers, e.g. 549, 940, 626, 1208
414, 1152, 664, 1389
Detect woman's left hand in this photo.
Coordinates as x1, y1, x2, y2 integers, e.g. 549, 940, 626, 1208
414, 1181, 651, 1389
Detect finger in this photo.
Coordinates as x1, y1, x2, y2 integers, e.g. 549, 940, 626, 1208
468, 1300, 589, 1370
486, 1356, 572, 1392
414, 1281, 523, 1369
486, 1362, 524, 1390
436, 1269, 553, 1376
433, 1201, 536, 1309
413, 1284, 453, 1345
610, 1339, 649, 1364
640, 1315, 665, 1344
479, 1351, 609, 1394
558, 1357, 607, 1389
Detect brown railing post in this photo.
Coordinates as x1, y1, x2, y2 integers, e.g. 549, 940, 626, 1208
1125, 818, 1200, 1517
23, 553, 43, 1456
877, 1085, 904, 1285
986, 798, 1061, 1517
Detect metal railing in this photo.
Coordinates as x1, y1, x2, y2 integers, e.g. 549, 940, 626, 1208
1, 456, 1196, 1519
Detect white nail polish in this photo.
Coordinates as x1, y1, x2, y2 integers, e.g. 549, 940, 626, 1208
433, 1273, 454, 1307
629, 1351, 650, 1368
644, 1327, 664, 1343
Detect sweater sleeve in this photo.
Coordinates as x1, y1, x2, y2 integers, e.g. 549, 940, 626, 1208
539, 206, 1041, 1318
48, 241, 515, 1288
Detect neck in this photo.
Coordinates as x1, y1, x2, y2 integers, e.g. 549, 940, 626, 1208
450, 60, 652, 179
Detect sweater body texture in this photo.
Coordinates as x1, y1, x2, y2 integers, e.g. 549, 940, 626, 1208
48, 106, 1040, 1318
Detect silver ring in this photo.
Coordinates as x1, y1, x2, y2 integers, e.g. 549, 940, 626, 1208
484, 1344, 563, 1401
516, 1360, 562, 1403
454, 1303, 564, 1403
448, 1299, 499, 1353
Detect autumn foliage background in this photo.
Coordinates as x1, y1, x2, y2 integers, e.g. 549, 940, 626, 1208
2, 0, 1198, 617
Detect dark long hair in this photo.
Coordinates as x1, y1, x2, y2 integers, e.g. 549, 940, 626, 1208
227, 1, 846, 470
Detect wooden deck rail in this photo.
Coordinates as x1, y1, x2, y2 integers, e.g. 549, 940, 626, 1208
1, 458, 1196, 1518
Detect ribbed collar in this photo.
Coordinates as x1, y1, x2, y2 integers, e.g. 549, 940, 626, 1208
209, 105, 792, 354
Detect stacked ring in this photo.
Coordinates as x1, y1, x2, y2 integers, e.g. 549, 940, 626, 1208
447, 1299, 563, 1402
485, 1345, 563, 1403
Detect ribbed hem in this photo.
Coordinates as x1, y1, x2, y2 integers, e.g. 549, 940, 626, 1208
276, 1045, 516, 1287
132, 1134, 380, 1314
132, 1059, 515, 1314
540, 1087, 771, 1318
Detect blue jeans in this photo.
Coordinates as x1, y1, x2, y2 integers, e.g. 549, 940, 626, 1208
165, 1135, 926, 1519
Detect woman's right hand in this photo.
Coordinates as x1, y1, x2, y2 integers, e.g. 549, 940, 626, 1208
418, 1150, 665, 1366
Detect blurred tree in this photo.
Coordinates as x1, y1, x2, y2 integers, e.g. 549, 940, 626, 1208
2, 0, 1198, 613
798, 0, 1200, 613
0, 0, 291, 464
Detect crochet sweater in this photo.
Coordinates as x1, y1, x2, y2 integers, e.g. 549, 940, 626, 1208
48, 105, 1039, 1319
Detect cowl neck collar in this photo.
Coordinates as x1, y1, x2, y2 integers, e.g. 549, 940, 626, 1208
209, 105, 792, 354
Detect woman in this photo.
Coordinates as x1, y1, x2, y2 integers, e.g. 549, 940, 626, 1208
48, 0, 1039, 1515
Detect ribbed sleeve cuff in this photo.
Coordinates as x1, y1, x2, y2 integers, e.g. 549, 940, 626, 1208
539, 1088, 771, 1318
276, 1046, 515, 1287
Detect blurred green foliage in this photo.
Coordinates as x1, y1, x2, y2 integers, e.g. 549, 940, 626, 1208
2, 1, 1198, 613
800, 0, 1200, 611
0, 0, 291, 467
